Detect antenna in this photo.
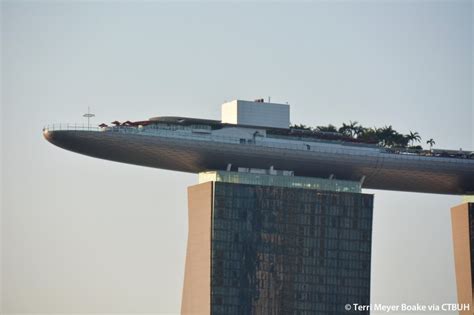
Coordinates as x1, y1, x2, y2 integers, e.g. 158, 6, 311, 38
83, 107, 95, 129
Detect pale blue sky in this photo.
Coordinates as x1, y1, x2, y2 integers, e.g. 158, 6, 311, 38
1, 1, 473, 314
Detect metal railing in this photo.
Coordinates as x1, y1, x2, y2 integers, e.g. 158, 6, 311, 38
43, 123, 474, 161
43, 123, 383, 154
43, 123, 101, 132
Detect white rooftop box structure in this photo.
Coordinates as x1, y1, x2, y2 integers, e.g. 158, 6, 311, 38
221, 99, 290, 129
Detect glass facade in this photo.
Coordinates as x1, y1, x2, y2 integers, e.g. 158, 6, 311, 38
469, 204, 474, 288
464, 195, 474, 203
200, 171, 361, 193
210, 182, 373, 315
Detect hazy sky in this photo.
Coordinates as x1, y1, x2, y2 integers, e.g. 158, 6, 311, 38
1, 1, 473, 314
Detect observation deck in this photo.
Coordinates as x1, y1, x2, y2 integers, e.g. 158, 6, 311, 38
43, 122, 474, 195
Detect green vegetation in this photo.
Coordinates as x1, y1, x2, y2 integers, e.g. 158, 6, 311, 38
291, 121, 431, 149
426, 138, 436, 150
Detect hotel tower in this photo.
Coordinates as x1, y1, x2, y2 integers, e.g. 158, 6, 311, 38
44, 99, 474, 314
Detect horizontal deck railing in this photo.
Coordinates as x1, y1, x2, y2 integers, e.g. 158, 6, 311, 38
43, 123, 101, 132
43, 123, 385, 154
43, 123, 474, 161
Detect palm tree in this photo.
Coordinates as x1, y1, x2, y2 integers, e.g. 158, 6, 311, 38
358, 127, 379, 143
393, 133, 409, 148
339, 121, 359, 138
407, 131, 421, 147
338, 123, 352, 136
426, 138, 436, 151
378, 125, 397, 147
353, 125, 365, 138
317, 124, 338, 133
348, 121, 360, 138
291, 124, 311, 131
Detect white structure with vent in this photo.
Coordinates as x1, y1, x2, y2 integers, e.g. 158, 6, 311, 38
221, 100, 290, 129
